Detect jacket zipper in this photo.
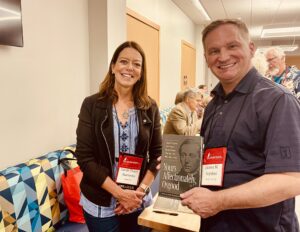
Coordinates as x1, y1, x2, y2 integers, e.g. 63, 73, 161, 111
101, 113, 113, 173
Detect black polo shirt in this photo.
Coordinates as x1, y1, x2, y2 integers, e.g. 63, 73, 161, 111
200, 68, 300, 232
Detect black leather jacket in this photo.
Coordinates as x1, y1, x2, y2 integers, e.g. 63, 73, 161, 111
75, 93, 162, 206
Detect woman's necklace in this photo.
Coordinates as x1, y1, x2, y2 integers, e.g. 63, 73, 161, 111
122, 110, 129, 120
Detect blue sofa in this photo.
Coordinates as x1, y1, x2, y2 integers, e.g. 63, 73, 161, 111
0, 147, 88, 232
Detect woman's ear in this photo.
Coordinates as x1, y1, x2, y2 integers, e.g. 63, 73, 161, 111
111, 64, 115, 74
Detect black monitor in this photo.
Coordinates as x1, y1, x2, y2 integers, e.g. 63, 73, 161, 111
0, 0, 23, 47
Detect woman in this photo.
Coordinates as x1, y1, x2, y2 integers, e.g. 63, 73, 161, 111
75, 41, 162, 232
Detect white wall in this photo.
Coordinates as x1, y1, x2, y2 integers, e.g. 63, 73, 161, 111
0, 0, 90, 169
88, 0, 126, 94
107, 0, 127, 66
88, 0, 108, 94
195, 25, 206, 86
126, 0, 199, 108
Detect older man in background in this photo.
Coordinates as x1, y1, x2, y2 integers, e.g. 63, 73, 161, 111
265, 46, 300, 100
163, 88, 202, 135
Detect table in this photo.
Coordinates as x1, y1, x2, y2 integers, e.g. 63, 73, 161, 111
138, 196, 200, 232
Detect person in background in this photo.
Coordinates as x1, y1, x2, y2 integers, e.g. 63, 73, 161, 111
181, 19, 300, 232
195, 92, 205, 119
174, 90, 185, 105
163, 88, 202, 135
265, 46, 300, 100
75, 41, 162, 232
198, 84, 212, 108
175, 89, 204, 120
198, 84, 208, 95
196, 84, 212, 120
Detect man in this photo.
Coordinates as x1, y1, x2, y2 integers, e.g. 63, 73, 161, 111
174, 90, 185, 105
198, 84, 212, 112
177, 138, 201, 190
265, 46, 300, 100
198, 84, 208, 95
180, 19, 300, 232
163, 88, 202, 135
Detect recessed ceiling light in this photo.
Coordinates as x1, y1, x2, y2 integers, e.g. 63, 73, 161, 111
193, 0, 211, 21
261, 25, 300, 38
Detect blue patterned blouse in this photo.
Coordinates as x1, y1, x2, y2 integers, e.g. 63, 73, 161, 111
80, 106, 152, 218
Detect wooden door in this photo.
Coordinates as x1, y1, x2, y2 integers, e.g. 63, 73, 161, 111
286, 56, 300, 68
181, 41, 196, 90
127, 9, 160, 104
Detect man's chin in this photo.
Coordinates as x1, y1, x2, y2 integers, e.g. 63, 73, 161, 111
269, 68, 280, 76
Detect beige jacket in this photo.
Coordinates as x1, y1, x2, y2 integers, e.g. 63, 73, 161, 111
163, 102, 201, 135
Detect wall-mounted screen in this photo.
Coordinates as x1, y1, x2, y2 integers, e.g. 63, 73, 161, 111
0, 0, 23, 47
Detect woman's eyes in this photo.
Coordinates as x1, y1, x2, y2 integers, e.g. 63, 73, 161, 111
119, 59, 142, 68
120, 60, 128, 65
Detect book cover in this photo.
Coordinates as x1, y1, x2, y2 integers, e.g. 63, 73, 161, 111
159, 134, 203, 198
153, 134, 203, 214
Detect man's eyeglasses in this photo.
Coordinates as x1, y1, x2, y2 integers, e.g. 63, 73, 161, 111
266, 56, 278, 63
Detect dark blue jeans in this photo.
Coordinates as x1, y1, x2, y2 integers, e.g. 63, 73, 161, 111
83, 210, 151, 232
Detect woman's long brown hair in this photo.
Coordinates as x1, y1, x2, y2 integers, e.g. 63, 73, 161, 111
99, 41, 151, 110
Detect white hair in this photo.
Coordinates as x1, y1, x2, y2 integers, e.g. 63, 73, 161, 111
264, 46, 285, 58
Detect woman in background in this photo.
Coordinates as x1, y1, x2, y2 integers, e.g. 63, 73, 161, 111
75, 41, 162, 232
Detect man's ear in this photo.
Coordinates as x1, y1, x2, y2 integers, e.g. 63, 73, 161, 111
204, 53, 210, 68
249, 41, 256, 57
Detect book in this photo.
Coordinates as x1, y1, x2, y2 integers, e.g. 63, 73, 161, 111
153, 134, 203, 214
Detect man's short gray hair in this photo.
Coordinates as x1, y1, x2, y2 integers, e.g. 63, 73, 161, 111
202, 19, 250, 45
183, 88, 200, 101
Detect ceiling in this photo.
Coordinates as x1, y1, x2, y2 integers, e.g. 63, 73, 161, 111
172, 0, 300, 55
